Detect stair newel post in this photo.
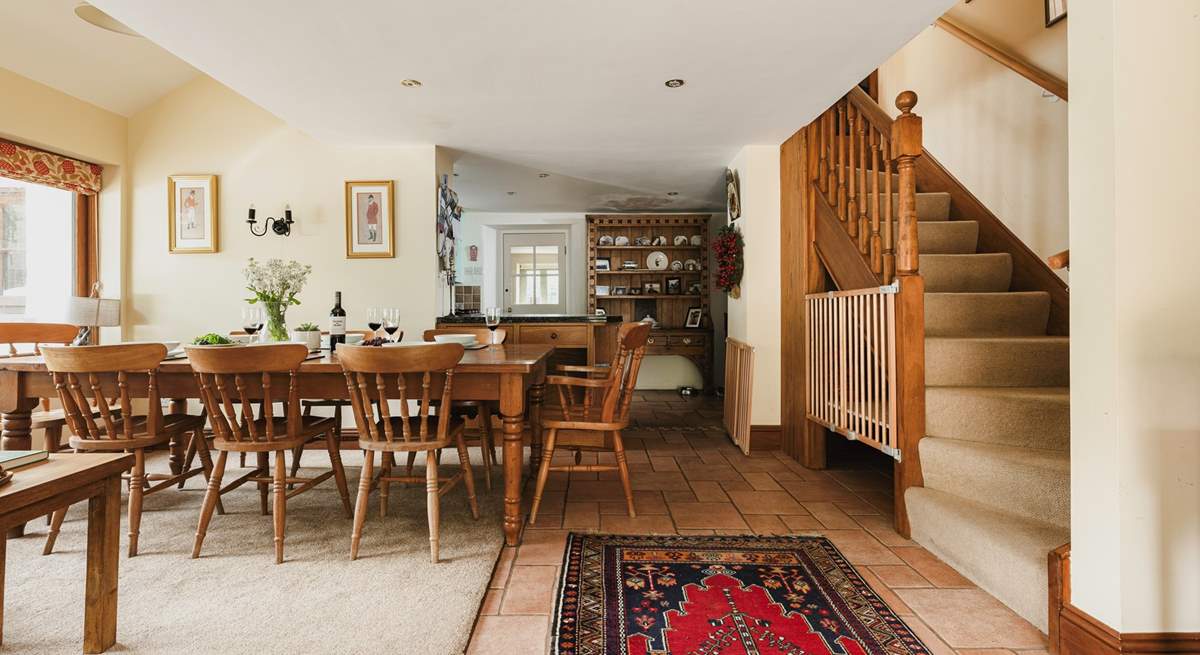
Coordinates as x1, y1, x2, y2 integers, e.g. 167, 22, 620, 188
883, 137, 895, 284
890, 90, 926, 539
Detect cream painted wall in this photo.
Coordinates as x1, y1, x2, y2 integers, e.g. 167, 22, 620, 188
726, 146, 780, 424
879, 16, 1069, 280
126, 76, 439, 342
1069, 0, 1200, 632
0, 67, 127, 340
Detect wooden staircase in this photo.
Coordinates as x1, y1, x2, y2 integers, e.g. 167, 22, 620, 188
788, 86, 1070, 632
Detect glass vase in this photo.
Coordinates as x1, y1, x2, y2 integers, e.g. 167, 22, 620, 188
264, 302, 289, 342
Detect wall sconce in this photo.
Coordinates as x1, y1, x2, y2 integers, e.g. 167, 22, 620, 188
247, 203, 294, 237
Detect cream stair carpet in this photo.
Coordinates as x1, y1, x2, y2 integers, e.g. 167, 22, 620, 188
900, 190, 1070, 633
2, 449, 503, 654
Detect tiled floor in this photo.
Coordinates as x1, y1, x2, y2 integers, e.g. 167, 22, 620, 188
467, 391, 1049, 655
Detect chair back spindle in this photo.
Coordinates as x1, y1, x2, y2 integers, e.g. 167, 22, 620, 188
42, 343, 167, 441
186, 343, 310, 445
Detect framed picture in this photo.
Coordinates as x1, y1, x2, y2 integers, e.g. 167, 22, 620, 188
168, 175, 218, 253
643, 282, 661, 295
1044, 0, 1066, 27
613, 286, 627, 296
345, 180, 395, 258
596, 285, 610, 296
595, 257, 611, 271
665, 277, 682, 295
685, 307, 704, 328
629, 288, 641, 296
688, 281, 703, 295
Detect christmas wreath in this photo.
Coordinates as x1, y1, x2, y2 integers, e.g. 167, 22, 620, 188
713, 223, 744, 299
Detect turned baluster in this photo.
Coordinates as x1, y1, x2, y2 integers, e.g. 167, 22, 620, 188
826, 108, 837, 204
846, 104, 859, 238
882, 136, 895, 284
818, 109, 830, 199
836, 102, 847, 220
870, 129, 883, 275
857, 114, 869, 254
891, 91, 922, 277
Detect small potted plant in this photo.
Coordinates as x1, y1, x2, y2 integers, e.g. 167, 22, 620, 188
292, 322, 321, 351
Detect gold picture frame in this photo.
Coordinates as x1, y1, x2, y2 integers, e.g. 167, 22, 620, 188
168, 174, 218, 253
345, 180, 395, 258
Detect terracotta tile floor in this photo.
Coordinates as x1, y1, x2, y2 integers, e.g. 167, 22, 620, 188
466, 391, 1048, 655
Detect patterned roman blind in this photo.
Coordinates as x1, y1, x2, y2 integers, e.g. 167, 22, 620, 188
0, 139, 103, 195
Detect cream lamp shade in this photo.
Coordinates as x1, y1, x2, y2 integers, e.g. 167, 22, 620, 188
64, 287, 121, 345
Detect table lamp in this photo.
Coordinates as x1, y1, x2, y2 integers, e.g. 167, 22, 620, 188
65, 282, 121, 345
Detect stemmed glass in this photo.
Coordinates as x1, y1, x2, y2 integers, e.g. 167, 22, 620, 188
241, 306, 264, 344
484, 307, 501, 347
383, 308, 401, 342
367, 307, 382, 339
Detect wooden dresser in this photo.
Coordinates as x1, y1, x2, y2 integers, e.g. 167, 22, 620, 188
435, 316, 620, 367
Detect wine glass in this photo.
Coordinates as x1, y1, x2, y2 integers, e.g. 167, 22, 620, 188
367, 307, 382, 338
242, 306, 264, 344
484, 307, 501, 346
383, 308, 401, 342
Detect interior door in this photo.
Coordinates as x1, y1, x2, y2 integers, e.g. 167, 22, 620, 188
502, 232, 566, 314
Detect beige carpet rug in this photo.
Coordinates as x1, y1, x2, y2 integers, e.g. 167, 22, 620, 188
3, 449, 504, 654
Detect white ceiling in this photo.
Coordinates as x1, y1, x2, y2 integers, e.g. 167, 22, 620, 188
88, 0, 952, 208
0, 1, 197, 117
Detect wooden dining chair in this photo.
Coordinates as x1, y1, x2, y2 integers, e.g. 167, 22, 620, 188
338, 342, 479, 563
41, 343, 218, 557
529, 322, 652, 524
187, 343, 352, 564
0, 323, 86, 454
421, 327, 506, 489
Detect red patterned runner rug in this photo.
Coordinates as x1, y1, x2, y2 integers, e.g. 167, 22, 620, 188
553, 533, 931, 655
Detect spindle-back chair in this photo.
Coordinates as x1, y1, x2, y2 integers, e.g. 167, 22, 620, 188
186, 343, 352, 564
421, 327, 508, 490
529, 322, 652, 523
0, 323, 84, 453
338, 342, 478, 563
41, 343, 216, 557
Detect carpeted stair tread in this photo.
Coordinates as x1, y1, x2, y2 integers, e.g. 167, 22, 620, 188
919, 437, 1069, 528
914, 220, 979, 254
906, 487, 1068, 632
926, 336, 1070, 387
926, 386, 1069, 451
920, 253, 1013, 292
925, 292, 1051, 337
890, 192, 952, 221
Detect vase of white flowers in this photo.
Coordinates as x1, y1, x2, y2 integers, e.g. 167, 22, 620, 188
243, 257, 312, 342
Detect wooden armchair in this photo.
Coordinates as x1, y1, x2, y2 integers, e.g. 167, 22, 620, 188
421, 327, 507, 489
186, 343, 352, 564
338, 342, 479, 563
529, 322, 652, 523
41, 343, 218, 557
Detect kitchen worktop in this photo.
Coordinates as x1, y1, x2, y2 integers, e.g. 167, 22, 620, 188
437, 314, 623, 324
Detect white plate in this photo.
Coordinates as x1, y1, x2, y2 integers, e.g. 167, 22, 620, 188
646, 251, 669, 270
684, 258, 700, 271
690, 234, 703, 246
673, 235, 689, 246
433, 333, 478, 346
614, 235, 630, 246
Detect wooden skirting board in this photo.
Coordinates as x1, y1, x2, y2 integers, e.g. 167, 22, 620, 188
750, 425, 781, 451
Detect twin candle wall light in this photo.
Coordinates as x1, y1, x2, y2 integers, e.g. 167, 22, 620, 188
246, 204, 294, 237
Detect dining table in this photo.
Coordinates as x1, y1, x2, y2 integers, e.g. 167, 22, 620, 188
0, 344, 552, 547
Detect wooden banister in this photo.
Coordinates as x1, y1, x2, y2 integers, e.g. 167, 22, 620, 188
1047, 249, 1069, 270
934, 17, 1068, 101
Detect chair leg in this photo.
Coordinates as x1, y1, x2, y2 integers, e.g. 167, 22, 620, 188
612, 430, 636, 518
291, 403, 315, 490
193, 429, 225, 516
380, 452, 394, 518
127, 448, 146, 557
273, 449, 287, 564
43, 425, 63, 526
325, 429, 352, 517
257, 452, 270, 515
43, 507, 68, 555
192, 450, 228, 559
405, 451, 416, 477
478, 406, 494, 491
350, 450, 375, 560
426, 450, 440, 564
528, 428, 558, 525
178, 434, 197, 489
455, 432, 480, 520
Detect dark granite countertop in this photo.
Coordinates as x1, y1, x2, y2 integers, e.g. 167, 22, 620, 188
438, 314, 623, 324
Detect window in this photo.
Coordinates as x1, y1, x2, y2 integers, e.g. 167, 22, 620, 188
501, 232, 566, 314
0, 176, 78, 317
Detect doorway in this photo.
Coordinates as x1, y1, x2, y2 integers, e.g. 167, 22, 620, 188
501, 232, 567, 314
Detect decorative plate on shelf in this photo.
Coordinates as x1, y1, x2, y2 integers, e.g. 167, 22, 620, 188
726, 168, 741, 221
652, 235, 668, 246
690, 234, 703, 246
634, 236, 652, 246
646, 251, 669, 270
598, 235, 614, 246
670, 260, 683, 271
684, 258, 700, 271
673, 235, 689, 246
614, 235, 630, 246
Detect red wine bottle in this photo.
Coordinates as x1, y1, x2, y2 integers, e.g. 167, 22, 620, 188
329, 291, 346, 351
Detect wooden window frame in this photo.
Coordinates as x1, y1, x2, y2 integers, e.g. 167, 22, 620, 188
74, 192, 100, 342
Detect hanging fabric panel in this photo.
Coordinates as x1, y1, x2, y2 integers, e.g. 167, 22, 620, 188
0, 139, 103, 195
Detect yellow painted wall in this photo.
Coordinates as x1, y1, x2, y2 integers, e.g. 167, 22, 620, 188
879, 1, 1069, 279
125, 76, 440, 342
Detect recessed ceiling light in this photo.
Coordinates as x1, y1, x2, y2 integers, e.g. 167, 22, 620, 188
538, 173, 550, 178
664, 79, 685, 88
400, 79, 422, 88
74, 2, 141, 37
666, 191, 679, 196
